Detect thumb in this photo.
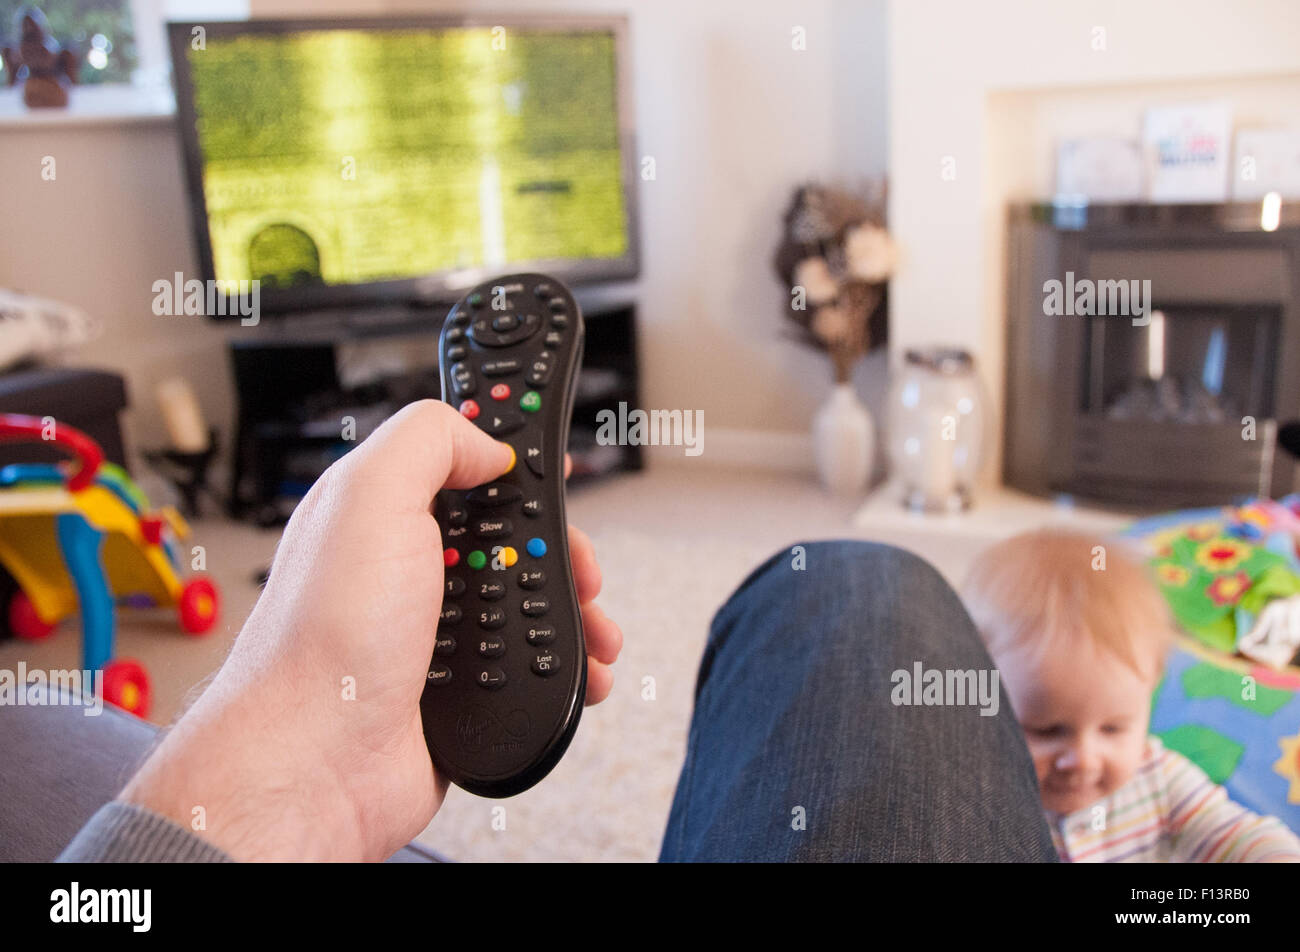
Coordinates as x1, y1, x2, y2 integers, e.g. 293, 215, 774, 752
348, 400, 514, 509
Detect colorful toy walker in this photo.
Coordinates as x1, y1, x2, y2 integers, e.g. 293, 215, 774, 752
0, 414, 220, 717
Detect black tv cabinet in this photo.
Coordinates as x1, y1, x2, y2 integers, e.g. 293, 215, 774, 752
228, 299, 641, 525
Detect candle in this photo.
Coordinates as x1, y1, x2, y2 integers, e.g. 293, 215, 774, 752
156, 377, 209, 453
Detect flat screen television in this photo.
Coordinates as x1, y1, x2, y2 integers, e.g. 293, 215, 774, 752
167, 15, 639, 318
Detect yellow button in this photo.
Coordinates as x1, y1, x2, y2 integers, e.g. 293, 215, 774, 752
501, 546, 518, 567
503, 445, 516, 473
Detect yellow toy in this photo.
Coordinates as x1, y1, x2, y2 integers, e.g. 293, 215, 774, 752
0, 414, 219, 717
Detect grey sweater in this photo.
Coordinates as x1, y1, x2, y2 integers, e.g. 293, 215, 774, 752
57, 801, 233, 863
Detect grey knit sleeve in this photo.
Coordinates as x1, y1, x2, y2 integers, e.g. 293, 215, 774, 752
56, 801, 234, 863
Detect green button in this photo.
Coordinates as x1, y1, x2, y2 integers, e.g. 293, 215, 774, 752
520, 390, 541, 413
467, 550, 487, 570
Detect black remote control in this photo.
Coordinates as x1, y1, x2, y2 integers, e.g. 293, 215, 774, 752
422, 273, 586, 798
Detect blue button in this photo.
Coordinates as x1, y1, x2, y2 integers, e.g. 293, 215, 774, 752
526, 537, 547, 558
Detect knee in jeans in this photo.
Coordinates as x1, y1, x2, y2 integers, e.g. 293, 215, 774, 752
716, 539, 954, 623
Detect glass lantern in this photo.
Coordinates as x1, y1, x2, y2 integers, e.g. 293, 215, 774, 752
888, 348, 987, 512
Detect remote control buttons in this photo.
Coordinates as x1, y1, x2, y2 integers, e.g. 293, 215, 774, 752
445, 577, 466, 598
524, 443, 544, 478
439, 605, 462, 626
499, 546, 519, 567
526, 537, 547, 558
467, 550, 487, 570
548, 298, 567, 314
531, 651, 561, 677
478, 607, 506, 630
444, 525, 468, 541
446, 326, 466, 343
445, 505, 467, 526
520, 391, 541, 413
526, 625, 555, 646
467, 292, 485, 309
491, 314, 520, 332
434, 635, 456, 656
427, 665, 453, 686
482, 410, 524, 437
490, 383, 510, 401
478, 580, 506, 601
470, 312, 541, 347
477, 634, 506, 658
526, 357, 552, 387
474, 517, 512, 539
544, 331, 562, 349
521, 596, 549, 617
451, 362, 476, 397
447, 345, 467, 361
466, 483, 522, 508
477, 668, 507, 690
444, 548, 460, 568
459, 399, 480, 421
521, 498, 543, 518
482, 358, 521, 377
518, 568, 545, 590
534, 283, 554, 298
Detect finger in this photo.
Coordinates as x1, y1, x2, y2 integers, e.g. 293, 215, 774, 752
347, 400, 513, 508
568, 524, 602, 603
581, 600, 622, 666
565, 453, 573, 480
584, 659, 614, 706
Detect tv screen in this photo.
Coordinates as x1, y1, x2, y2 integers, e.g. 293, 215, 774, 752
168, 16, 638, 316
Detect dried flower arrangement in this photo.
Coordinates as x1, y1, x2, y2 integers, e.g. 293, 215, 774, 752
773, 182, 897, 383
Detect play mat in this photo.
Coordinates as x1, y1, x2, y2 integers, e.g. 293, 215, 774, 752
1126, 497, 1300, 834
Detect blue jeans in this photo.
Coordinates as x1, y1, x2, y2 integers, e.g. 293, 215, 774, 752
659, 541, 1059, 862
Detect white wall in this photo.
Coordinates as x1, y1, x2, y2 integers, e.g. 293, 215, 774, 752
0, 116, 236, 470
1, 0, 890, 480
888, 0, 1300, 479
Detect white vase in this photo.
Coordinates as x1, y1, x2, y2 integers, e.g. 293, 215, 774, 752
812, 383, 874, 495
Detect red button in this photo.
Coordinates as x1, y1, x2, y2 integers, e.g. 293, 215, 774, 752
443, 548, 460, 567
490, 383, 510, 401
459, 399, 480, 420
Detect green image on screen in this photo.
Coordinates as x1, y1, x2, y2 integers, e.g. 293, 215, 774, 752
186, 27, 629, 289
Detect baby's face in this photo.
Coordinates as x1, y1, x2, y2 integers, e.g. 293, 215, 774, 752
997, 637, 1158, 815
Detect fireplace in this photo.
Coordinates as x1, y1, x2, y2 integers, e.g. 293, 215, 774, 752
1004, 202, 1300, 508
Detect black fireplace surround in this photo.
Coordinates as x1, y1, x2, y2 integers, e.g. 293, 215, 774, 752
1005, 201, 1300, 508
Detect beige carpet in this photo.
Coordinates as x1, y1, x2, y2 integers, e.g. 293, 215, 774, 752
1, 464, 992, 862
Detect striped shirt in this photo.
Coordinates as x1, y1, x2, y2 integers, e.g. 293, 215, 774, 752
1047, 736, 1300, 862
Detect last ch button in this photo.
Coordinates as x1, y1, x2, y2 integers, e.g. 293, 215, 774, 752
531, 651, 561, 677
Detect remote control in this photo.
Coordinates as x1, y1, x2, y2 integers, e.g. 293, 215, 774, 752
421, 273, 587, 798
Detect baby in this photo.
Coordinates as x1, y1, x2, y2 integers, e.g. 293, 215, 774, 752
962, 528, 1300, 862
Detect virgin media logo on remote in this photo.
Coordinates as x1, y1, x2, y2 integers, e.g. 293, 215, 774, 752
595, 401, 703, 456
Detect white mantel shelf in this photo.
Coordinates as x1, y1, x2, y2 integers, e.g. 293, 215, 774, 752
0, 85, 175, 129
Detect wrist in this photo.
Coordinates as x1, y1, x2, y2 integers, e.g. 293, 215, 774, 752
120, 680, 367, 861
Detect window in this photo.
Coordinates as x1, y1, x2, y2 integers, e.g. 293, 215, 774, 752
0, 0, 137, 85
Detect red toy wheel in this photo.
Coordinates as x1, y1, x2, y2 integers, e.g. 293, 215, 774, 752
8, 589, 56, 641
102, 659, 151, 717
178, 576, 219, 635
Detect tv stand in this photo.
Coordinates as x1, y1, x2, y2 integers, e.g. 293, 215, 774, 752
228, 297, 642, 525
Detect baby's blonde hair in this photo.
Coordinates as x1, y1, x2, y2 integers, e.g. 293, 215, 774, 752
961, 528, 1174, 681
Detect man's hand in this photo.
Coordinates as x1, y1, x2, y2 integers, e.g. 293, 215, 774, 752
120, 400, 622, 861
